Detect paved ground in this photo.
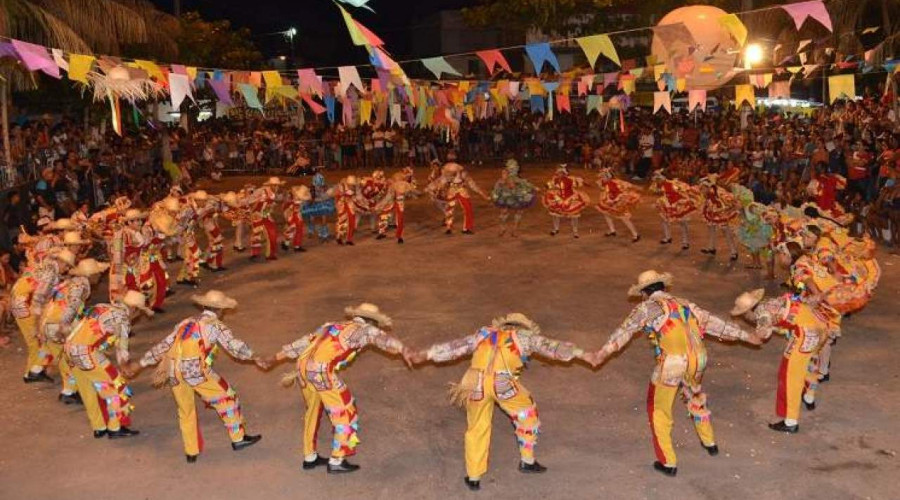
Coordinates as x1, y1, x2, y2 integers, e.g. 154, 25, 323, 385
2, 166, 898, 500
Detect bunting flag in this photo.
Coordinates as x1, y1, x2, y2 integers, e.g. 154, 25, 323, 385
734, 84, 755, 107
168, 73, 194, 109
262, 70, 282, 88
51, 48, 68, 72
586, 94, 603, 115
529, 95, 545, 114
688, 89, 707, 111
718, 14, 748, 47
768, 80, 791, 99
337, 66, 365, 94
621, 78, 635, 95
354, 19, 384, 47
297, 69, 324, 96
750, 73, 773, 88
301, 94, 326, 114
653, 91, 672, 114
576, 35, 620, 68
525, 42, 561, 73
476, 49, 512, 75
208, 79, 233, 105
421, 57, 461, 79
338, 4, 368, 46
781, 0, 833, 32
556, 93, 571, 113
67, 54, 95, 84
134, 60, 166, 83
238, 83, 263, 110
11, 40, 60, 78
828, 74, 855, 103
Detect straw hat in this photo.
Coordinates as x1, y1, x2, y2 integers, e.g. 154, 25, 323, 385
392, 180, 412, 195
442, 162, 463, 174
122, 290, 154, 316
491, 312, 541, 335
162, 197, 181, 213
70, 258, 110, 277
344, 175, 359, 186
191, 190, 209, 201
292, 185, 312, 201
149, 211, 178, 236
124, 209, 147, 221
191, 290, 238, 310
264, 176, 286, 186
62, 231, 89, 245
731, 288, 765, 316
556, 163, 569, 173
49, 218, 76, 231
372, 170, 386, 181
52, 249, 77, 267
220, 191, 239, 207
627, 270, 673, 297
345, 302, 392, 328
37, 217, 53, 229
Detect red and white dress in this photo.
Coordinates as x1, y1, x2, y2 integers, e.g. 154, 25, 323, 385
542, 174, 590, 218
655, 179, 699, 222
595, 178, 641, 218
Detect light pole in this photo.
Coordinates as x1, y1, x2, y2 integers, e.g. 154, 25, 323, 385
285, 27, 298, 63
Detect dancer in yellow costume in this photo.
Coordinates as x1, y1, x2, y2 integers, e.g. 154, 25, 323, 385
409, 313, 588, 491
39, 258, 109, 404
11, 249, 76, 383
732, 289, 834, 433
129, 290, 264, 463
262, 303, 414, 474
586, 270, 759, 477
64, 290, 152, 439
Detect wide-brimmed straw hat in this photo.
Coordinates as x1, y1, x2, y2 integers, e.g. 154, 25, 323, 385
344, 175, 359, 186
122, 290, 154, 316
52, 249, 77, 267
627, 270, 673, 297
220, 191, 239, 207
264, 176, 286, 186
491, 312, 541, 334
62, 231, 89, 245
149, 211, 178, 236
292, 185, 312, 201
345, 302, 392, 328
70, 258, 110, 277
162, 197, 181, 212
124, 209, 147, 221
49, 218, 76, 231
442, 162, 463, 174
731, 288, 765, 316
191, 290, 238, 310
191, 190, 209, 201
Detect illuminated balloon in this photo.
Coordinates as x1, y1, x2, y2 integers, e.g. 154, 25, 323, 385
652, 5, 741, 90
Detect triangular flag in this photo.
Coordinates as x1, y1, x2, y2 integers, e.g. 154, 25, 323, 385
525, 43, 561, 73
653, 91, 672, 114
238, 83, 263, 110
11, 40, 60, 78
828, 74, 855, 103
688, 89, 707, 111
576, 35, 620, 68
768, 80, 790, 99
51, 49, 68, 72
718, 14, 748, 47
134, 60, 166, 83
301, 94, 326, 114
734, 84, 755, 107
781, 1, 833, 32
169, 73, 194, 109
338, 66, 365, 94
262, 70, 282, 88
476, 50, 512, 75
422, 57, 462, 79
586, 94, 603, 115
338, 4, 368, 46
208, 79, 233, 105
298, 69, 324, 96
354, 19, 384, 47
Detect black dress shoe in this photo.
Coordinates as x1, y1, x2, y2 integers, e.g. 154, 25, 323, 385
681, 244, 690, 250
23, 371, 54, 383
107, 427, 140, 439
231, 434, 262, 451
518, 461, 547, 473
819, 373, 830, 383
327, 460, 360, 474
375, 234, 386, 240
445, 229, 452, 235
462, 230, 474, 235
211, 267, 228, 273
730, 253, 739, 261
58, 393, 83, 405
165, 289, 176, 297
768, 421, 799, 433
302, 456, 329, 470
549, 230, 558, 236
804, 400, 816, 411
653, 461, 677, 476
199, 262, 211, 270
281, 242, 290, 250
249, 254, 260, 260
604, 231, 617, 237
704, 444, 719, 456
632, 235, 641, 243
660, 238, 672, 244
186, 454, 198, 463
397, 238, 404, 244
93, 430, 108, 439
294, 247, 307, 252
464, 477, 480, 491
345, 241, 354, 246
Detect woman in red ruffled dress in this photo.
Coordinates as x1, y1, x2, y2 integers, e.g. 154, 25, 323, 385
651, 169, 698, 250
594, 167, 641, 242
698, 174, 740, 260
541, 164, 590, 238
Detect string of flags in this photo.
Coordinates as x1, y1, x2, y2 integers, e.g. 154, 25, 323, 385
0, 0, 894, 134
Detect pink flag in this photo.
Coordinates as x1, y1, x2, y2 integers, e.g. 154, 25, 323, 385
297, 69, 324, 96
354, 20, 384, 47
476, 50, 512, 75
602, 72, 618, 89
781, 0, 832, 32
556, 93, 571, 113
169, 73, 194, 109
768, 80, 791, 99
11, 40, 60, 78
301, 94, 326, 114
208, 79, 233, 105
688, 89, 707, 111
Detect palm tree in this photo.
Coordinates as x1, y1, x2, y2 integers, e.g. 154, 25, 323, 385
0, 0, 179, 172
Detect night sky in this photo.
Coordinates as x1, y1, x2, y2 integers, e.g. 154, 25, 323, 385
151, 0, 476, 66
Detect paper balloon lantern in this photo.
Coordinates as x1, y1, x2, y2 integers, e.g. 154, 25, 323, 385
652, 5, 741, 91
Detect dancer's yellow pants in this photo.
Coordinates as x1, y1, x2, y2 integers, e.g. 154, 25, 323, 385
15, 315, 49, 375
301, 381, 359, 458
465, 373, 540, 479
776, 342, 818, 421
646, 360, 715, 466
70, 353, 132, 432
171, 370, 245, 456
45, 341, 77, 394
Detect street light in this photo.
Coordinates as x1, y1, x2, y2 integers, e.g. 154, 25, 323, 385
744, 43, 764, 68
285, 27, 298, 61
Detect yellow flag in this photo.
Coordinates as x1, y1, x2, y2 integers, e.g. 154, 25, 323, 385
718, 14, 747, 47
263, 71, 282, 88
134, 60, 166, 82
676, 78, 686, 92
621, 79, 635, 95
68, 54, 95, 84
186, 67, 198, 81
654, 64, 667, 81
576, 34, 620, 67
360, 99, 373, 124
828, 74, 855, 103
734, 84, 755, 107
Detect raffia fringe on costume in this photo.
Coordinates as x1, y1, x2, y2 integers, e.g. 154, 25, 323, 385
280, 371, 300, 388
448, 368, 480, 408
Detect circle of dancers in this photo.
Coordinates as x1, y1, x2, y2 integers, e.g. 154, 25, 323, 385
6, 159, 881, 491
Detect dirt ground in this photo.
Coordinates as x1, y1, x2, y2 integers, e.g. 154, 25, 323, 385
1, 166, 898, 500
